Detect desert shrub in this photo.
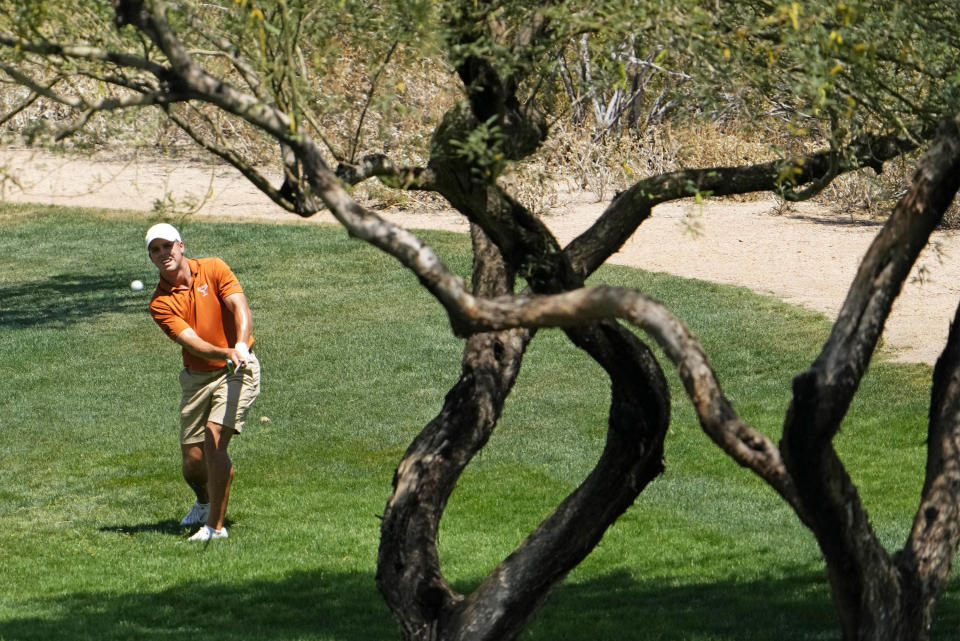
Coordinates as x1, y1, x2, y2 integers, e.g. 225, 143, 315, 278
1, 50, 947, 225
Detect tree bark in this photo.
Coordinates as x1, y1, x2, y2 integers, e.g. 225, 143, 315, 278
891, 298, 960, 638
377, 226, 533, 640
377, 173, 673, 639
378, 50, 672, 635
781, 114, 960, 641
443, 320, 669, 641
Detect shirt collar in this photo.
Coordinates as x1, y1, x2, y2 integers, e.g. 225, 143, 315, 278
156, 257, 198, 293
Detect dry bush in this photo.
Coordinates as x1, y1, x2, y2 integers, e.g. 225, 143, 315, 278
3, 57, 950, 226
517, 118, 960, 229
506, 119, 809, 216
819, 151, 960, 228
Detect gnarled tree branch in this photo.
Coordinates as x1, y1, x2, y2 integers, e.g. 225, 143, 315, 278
566, 129, 929, 278
781, 113, 960, 640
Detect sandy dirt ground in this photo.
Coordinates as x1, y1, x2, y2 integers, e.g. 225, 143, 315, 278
3, 146, 957, 366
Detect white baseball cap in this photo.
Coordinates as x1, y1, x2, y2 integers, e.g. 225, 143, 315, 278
145, 223, 182, 248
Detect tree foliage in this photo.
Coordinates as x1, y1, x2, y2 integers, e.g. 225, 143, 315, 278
3, 2, 960, 640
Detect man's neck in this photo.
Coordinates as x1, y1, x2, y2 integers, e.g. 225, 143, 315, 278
160, 258, 192, 289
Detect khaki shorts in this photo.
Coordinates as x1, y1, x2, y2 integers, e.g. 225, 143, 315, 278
178, 353, 261, 445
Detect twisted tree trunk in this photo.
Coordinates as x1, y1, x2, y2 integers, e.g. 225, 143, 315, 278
377, 197, 672, 639
377, 226, 533, 640
782, 114, 960, 641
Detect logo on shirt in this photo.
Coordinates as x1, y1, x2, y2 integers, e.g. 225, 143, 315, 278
198, 283, 209, 297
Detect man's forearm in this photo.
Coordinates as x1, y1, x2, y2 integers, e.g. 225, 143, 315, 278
175, 329, 230, 361
224, 293, 253, 346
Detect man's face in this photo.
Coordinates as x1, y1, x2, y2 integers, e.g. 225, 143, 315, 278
148, 238, 184, 274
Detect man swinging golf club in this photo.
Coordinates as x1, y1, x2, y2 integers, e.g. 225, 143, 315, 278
145, 223, 261, 541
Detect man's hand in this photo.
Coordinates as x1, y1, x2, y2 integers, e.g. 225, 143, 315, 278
174, 329, 250, 372
234, 341, 250, 369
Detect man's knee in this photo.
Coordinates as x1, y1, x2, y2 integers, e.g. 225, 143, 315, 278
204, 421, 234, 448
181, 441, 203, 460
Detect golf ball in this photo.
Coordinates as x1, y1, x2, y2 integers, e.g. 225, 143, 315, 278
130, 279, 144, 291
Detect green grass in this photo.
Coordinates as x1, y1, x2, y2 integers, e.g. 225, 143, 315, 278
0, 203, 952, 640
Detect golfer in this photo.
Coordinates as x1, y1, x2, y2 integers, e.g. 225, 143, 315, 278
145, 223, 261, 542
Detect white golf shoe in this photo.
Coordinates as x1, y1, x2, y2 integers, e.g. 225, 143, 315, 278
180, 501, 210, 526
187, 525, 228, 542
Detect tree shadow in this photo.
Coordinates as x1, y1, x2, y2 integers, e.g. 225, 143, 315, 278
0, 569, 395, 641
4, 563, 957, 640
786, 212, 885, 229
0, 565, 840, 641
530, 570, 958, 639
521, 568, 841, 640
0, 270, 147, 329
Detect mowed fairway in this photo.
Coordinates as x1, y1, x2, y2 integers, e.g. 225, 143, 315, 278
1, 204, 956, 640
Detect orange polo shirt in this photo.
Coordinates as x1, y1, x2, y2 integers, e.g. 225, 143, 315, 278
149, 256, 255, 372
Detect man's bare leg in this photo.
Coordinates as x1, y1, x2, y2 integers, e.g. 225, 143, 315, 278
180, 442, 208, 503
203, 421, 234, 530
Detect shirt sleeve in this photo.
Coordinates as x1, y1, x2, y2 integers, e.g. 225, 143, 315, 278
211, 257, 244, 300
149, 297, 190, 341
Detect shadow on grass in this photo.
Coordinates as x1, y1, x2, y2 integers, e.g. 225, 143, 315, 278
6, 564, 957, 640
99, 519, 186, 536
522, 569, 840, 640
532, 571, 960, 640
0, 566, 851, 641
0, 569, 395, 641
97, 517, 236, 537
0, 271, 146, 329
